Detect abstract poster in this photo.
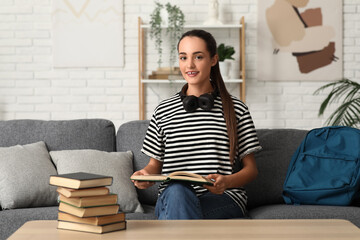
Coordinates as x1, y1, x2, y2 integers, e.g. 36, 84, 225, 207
257, 0, 342, 81
52, 0, 124, 67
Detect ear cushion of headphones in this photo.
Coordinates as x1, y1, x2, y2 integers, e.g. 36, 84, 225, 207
198, 94, 214, 111
182, 95, 199, 112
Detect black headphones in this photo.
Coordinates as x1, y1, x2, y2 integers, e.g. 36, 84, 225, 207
179, 83, 218, 112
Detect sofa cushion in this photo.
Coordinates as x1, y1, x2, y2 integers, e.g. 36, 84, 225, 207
0, 119, 116, 152
50, 149, 143, 213
0, 141, 58, 209
248, 204, 360, 228
116, 120, 159, 205
244, 129, 308, 209
125, 204, 156, 220
0, 206, 58, 240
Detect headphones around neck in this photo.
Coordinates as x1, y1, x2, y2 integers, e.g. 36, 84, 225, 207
179, 83, 218, 113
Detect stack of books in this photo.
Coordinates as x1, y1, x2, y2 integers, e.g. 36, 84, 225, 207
148, 67, 184, 80
50, 172, 126, 234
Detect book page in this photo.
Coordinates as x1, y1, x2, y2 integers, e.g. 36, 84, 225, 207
130, 174, 167, 182
168, 171, 203, 179
169, 171, 213, 185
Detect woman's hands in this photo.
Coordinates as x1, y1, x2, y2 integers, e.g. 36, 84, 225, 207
131, 169, 155, 189
204, 153, 258, 195
131, 158, 163, 189
203, 174, 230, 194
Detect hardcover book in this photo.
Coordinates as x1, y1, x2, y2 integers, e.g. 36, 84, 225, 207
58, 202, 119, 218
130, 171, 214, 186
57, 220, 126, 234
56, 186, 110, 198
59, 194, 117, 208
50, 172, 113, 189
58, 212, 125, 226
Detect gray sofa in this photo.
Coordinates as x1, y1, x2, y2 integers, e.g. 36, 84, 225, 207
1, 119, 359, 239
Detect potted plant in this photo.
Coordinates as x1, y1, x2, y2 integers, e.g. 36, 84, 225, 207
165, 3, 184, 70
149, 1, 184, 70
217, 43, 235, 79
149, 2, 164, 68
314, 78, 360, 127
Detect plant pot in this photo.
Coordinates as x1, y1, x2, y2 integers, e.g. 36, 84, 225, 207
219, 61, 230, 79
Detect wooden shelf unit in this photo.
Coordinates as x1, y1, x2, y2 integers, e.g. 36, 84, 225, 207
138, 17, 246, 120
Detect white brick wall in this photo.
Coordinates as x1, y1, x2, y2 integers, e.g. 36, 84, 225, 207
0, 0, 359, 130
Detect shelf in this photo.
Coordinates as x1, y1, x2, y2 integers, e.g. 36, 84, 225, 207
140, 24, 242, 29
138, 16, 246, 120
141, 79, 243, 84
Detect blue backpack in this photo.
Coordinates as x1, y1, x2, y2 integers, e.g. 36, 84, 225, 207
283, 126, 360, 206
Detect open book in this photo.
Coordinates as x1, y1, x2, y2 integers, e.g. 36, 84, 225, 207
130, 171, 214, 186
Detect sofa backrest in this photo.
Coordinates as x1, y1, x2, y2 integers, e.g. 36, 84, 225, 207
244, 128, 308, 209
0, 119, 116, 152
116, 120, 159, 205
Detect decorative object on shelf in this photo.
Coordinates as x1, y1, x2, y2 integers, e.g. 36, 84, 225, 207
314, 79, 360, 127
148, 67, 183, 80
217, 43, 235, 79
149, 1, 185, 68
166, 3, 185, 69
203, 0, 223, 25
149, 2, 164, 67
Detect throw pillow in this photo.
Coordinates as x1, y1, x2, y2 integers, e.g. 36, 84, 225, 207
49, 149, 144, 213
0, 141, 58, 209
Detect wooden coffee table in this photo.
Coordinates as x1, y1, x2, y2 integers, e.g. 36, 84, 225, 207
8, 219, 360, 240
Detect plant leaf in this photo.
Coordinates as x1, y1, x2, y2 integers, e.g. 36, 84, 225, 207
315, 79, 360, 127
217, 43, 235, 61
326, 97, 360, 127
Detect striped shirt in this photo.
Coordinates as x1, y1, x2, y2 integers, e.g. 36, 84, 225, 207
141, 92, 262, 214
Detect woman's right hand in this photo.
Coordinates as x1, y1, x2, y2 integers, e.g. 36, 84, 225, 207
131, 169, 155, 189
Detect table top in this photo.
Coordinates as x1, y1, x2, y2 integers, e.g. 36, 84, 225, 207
8, 219, 360, 240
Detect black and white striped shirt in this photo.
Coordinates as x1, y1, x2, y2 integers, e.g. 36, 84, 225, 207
141, 93, 262, 214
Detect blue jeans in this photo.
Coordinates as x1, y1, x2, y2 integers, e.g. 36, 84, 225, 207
155, 182, 245, 219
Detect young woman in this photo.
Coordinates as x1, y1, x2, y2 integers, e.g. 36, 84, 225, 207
131, 29, 262, 219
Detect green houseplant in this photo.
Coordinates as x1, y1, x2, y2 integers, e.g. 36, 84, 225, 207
149, 2, 164, 67
149, 1, 184, 69
217, 43, 235, 79
165, 3, 185, 69
314, 78, 360, 127
217, 43, 235, 62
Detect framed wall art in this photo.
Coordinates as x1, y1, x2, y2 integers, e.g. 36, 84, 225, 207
257, 0, 342, 81
52, 0, 124, 68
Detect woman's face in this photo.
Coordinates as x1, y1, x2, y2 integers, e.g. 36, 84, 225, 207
178, 36, 218, 87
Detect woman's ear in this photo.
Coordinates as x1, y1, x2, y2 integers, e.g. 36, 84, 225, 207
211, 54, 218, 67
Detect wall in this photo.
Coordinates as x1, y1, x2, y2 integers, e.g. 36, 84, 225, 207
0, 0, 359, 129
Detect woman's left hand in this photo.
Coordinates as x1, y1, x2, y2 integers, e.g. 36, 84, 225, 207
203, 174, 229, 194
